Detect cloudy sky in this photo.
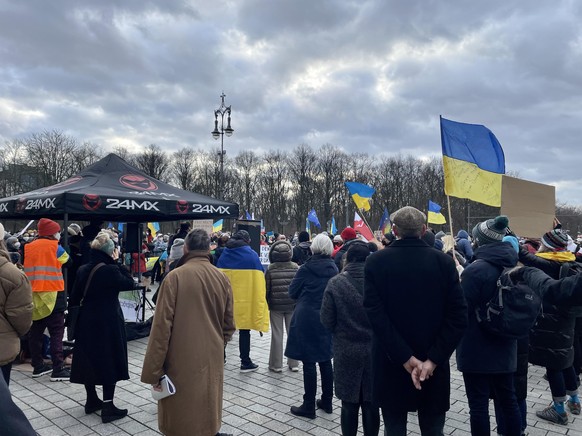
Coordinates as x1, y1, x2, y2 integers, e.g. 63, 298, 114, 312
1, 1, 581, 204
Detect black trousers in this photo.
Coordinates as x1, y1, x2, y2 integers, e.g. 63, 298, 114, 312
302, 360, 333, 410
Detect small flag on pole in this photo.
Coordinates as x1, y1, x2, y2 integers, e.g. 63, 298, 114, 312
354, 212, 375, 241
245, 211, 252, 220
441, 117, 505, 207
345, 181, 375, 211
212, 219, 223, 232
307, 208, 321, 228
147, 222, 160, 236
378, 207, 391, 234
330, 216, 337, 235
427, 201, 447, 225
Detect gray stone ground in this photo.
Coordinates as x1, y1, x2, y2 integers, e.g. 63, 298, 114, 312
9, 286, 581, 435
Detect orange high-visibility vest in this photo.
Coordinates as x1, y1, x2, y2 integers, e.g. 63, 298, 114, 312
23, 239, 65, 292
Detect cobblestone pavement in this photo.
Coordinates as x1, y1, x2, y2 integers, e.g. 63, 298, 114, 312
9, 304, 580, 435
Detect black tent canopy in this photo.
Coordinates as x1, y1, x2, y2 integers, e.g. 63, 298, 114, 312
0, 153, 239, 222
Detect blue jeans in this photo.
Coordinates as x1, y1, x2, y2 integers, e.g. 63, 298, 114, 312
494, 398, 526, 434
381, 407, 445, 436
463, 372, 521, 436
547, 366, 578, 402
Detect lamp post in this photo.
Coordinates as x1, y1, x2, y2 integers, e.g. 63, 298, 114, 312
211, 92, 234, 199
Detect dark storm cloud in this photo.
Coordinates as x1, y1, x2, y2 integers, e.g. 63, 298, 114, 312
0, 0, 581, 202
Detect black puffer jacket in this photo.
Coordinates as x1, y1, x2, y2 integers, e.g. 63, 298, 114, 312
265, 241, 299, 312
519, 248, 582, 370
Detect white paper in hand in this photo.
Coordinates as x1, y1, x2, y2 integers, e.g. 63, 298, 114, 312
151, 375, 176, 400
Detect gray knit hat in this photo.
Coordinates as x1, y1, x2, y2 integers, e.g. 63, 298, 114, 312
169, 238, 185, 260
472, 215, 509, 246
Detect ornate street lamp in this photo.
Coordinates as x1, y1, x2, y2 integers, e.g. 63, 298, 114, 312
211, 92, 234, 199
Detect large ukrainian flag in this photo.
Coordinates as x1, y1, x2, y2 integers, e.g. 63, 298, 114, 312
345, 181, 375, 211
440, 117, 505, 207
217, 245, 269, 332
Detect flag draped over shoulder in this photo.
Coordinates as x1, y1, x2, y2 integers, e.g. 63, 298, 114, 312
440, 117, 505, 207
354, 212, 375, 241
345, 182, 375, 211
427, 201, 447, 225
307, 208, 321, 228
212, 219, 223, 232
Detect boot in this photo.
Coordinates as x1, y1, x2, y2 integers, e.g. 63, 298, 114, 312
85, 398, 103, 414
101, 401, 128, 423
290, 403, 316, 419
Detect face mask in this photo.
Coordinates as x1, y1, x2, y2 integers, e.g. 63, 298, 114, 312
23, 237, 30, 242
54, 232, 61, 240
113, 237, 119, 244
14, 242, 21, 249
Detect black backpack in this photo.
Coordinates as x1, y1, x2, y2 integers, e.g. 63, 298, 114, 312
475, 266, 543, 339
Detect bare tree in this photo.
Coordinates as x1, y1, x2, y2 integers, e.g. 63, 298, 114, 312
24, 130, 79, 185
172, 147, 196, 190
233, 150, 260, 214
134, 144, 171, 181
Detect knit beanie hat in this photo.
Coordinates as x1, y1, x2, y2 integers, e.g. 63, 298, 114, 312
38, 218, 61, 236
541, 228, 568, 251
341, 227, 357, 241
232, 230, 251, 244
298, 231, 310, 243
422, 230, 436, 248
472, 215, 509, 246
90, 232, 115, 256
502, 235, 520, 254
169, 238, 185, 260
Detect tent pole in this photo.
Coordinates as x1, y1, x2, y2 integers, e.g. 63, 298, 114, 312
63, 213, 69, 297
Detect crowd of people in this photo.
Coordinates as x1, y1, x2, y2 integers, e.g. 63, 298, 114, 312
1, 210, 582, 436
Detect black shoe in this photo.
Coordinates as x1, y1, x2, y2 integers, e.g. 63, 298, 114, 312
85, 398, 103, 414
216, 433, 233, 436
101, 402, 128, 423
290, 404, 316, 419
316, 399, 333, 414
240, 362, 259, 373
50, 367, 70, 382
32, 363, 52, 378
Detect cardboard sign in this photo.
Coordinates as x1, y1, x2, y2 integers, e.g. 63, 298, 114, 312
501, 176, 555, 238
192, 219, 214, 235
260, 245, 270, 266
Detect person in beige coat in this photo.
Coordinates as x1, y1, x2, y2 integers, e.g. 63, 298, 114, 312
0, 234, 33, 386
141, 229, 236, 436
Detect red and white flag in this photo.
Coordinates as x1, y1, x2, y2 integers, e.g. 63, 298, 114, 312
354, 212, 375, 241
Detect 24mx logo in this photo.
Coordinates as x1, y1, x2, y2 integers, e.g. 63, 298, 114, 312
191, 204, 230, 214
106, 199, 160, 211
25, 198, 56, 210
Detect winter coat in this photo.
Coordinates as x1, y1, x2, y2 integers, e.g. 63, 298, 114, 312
364, 238, 467, 413
70, 249, 134, 385
265, 241, 298, 312
0, 257, 33, 366
334, 239, 367, 270
217, 240, 269, 332
285, 254, 338, 362
518, 249, 582, 370
320, 261, 373, 403
141, 251, 235, 436
291, 241, 312, 266
456, 242, 518, 374
456, 230, 474, 262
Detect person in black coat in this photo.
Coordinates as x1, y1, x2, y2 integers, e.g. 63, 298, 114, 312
285, 234, 338, 419
70, 232, 135, 424
517, 227, 582, 423
456, 215, 522, 436
321, 243, 379, 436
364, 206, 467, 436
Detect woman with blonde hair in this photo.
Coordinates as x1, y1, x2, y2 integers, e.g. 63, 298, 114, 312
69, 232, 134, 423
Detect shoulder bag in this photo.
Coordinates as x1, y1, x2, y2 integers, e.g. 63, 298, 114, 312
66, 262, 105, 340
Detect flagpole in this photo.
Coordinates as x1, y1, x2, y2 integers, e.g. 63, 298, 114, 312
446, 195, 456, 258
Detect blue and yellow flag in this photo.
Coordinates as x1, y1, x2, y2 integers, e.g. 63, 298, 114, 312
147, 222, 160, 236
217, 244, 269, 332
441, 117, 505, 207
213, 219, 223, 232
330, 215, 337, 235
345, 181, 375, 211
378, 207, 391, 234
427, 201, 447, 225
